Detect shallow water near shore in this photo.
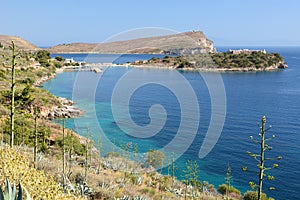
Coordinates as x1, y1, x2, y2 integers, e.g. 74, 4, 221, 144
45, 47, 300, 200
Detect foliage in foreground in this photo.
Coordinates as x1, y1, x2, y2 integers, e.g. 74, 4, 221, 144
0, 146, 76, 200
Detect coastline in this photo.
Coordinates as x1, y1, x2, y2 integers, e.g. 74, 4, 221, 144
39, 62, 285, 199
35, 69, 92, 147
35, 69, 84, 119
128, 64, 287, 72
58, 62, 287, 74
50, 52, 166, 55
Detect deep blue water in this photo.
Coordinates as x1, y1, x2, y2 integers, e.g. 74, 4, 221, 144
45, 48, 300, 200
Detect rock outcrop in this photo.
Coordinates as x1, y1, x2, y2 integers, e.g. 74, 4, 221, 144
276, 61, 288, 69
48, 97, 83, 119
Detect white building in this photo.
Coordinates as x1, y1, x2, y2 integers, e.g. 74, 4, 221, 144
227, 49, 266, 54
64, 58, 75, 64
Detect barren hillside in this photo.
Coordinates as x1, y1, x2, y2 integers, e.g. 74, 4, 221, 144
47, 31, 216, 54
0, 35, 40, 51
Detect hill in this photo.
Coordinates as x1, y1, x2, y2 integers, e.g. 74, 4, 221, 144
0, 35, 40, 50
46, 31, 216, 54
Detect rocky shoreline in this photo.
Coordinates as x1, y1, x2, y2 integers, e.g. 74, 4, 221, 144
34, 70, 84, 120
58, 62, 288, 74
128, 62, 288, 72
127, 51, 288, 72
34, 74, 56, 87
47, 97, 84, 119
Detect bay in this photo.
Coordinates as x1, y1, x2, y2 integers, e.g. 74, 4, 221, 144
45, 47, 300, 200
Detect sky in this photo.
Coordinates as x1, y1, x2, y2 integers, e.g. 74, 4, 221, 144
1, 0, 300, 47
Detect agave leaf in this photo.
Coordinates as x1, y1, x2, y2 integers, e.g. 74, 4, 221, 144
4, 178, 11, 200
12, 184, 16, 200
16, 182, 22, 200
22, 185, 32, 200
0, 186, 4, 200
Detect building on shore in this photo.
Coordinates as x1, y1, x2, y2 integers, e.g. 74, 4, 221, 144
64, 58, 75, 64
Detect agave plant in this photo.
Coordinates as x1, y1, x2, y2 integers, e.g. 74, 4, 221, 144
118, 196, 148, 200
0, 178, 31, 200
77, 182, 93, 197
132, 196, 148, 200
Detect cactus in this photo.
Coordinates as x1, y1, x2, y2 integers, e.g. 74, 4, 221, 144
0, 178, 31, 200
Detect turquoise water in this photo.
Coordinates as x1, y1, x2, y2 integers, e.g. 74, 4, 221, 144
51, 53, 169, 64
45, 48, 300, 200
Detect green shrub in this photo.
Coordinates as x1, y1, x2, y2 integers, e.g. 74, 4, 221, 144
55, 56, 64, 61
105, 151, 121, 158
146, 150, 165, 169
55, 133, 85, 156
243, 191, 268, 200
140, 187, 149, 194
54, 62, 62, 68
139, 187, 155, 196
218, 184, 241, 195
149, 188, 156, 196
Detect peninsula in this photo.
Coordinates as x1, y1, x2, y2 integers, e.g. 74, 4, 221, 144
45, 31, 288, 71
130, 49, 288, 72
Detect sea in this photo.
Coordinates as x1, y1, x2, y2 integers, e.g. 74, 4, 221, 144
45, 47, 300, 200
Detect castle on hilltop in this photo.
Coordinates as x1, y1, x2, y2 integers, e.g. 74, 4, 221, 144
227, 49, 266, 54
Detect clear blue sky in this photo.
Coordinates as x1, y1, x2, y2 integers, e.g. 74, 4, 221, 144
1, 0, 299, 47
